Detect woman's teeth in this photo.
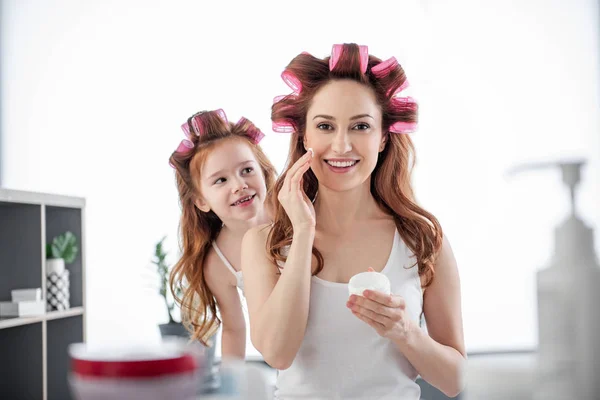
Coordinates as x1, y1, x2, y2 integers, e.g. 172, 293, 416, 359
326, 160, 358, 168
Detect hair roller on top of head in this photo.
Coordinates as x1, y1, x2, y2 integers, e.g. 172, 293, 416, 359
215, 108, 228, 125
357, 45, 369, 74
236, 117, 265, 144
180, 116, 202, 139
329, 44, 369, 73
329, 44, 343, 71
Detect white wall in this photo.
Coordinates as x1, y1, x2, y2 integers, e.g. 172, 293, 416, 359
418, 0, 600, 350
1, 0, 598, 355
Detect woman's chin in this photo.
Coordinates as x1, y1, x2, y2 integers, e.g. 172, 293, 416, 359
315, 175, 371, 193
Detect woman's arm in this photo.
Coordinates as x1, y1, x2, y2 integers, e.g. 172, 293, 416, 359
348, 235, 466, 397
241, 224, 314, 370
395, 235, 467, 397
204, 251, 246, 360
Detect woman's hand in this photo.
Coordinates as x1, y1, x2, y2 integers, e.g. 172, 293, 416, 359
277, 149, 316, 232
346, 269, 414, 343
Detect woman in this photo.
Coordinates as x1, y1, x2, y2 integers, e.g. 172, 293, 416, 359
242, 44, 466, 399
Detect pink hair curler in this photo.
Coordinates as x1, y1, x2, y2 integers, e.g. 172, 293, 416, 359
281, 70, 302, 93
389, 121, 417, 134
329, 44, 369, 74
272, 120, 295, 133
236, 117, 265, 144
372, 57, 410, 96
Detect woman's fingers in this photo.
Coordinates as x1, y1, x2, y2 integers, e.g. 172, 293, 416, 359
283, 149, 313, 193
347, 295, 395, 320
289, 157, 311, 193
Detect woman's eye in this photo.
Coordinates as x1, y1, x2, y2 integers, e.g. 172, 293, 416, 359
317, 123, 334, 131
354, 123, 370, 130
242, 167, 254, 174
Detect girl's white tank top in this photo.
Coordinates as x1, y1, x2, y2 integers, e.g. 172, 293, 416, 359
212, 241, 244, 294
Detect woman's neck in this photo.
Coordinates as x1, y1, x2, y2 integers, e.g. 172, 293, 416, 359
314, 179, 383, 235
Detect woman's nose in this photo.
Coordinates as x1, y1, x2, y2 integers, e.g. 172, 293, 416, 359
331, 130, 352, 154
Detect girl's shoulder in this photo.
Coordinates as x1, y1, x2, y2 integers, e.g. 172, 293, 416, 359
203, 245, 236, 287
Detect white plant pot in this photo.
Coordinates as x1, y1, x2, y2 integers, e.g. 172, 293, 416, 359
46, 258, 65, 275
46, 258, 70, 311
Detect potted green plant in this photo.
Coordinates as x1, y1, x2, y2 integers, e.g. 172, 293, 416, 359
152, 236, 187, 337
46, 231, 78, 311
46, 231, 78, 271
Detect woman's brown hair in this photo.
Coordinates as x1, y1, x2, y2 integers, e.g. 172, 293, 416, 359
268, 44, 443, 287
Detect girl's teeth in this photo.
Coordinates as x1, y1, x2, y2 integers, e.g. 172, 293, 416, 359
234, 195, 252, 206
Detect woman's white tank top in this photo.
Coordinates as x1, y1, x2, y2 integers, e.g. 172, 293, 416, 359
274, 230, 424, 400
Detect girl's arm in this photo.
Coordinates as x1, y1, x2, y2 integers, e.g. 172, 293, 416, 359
204, 251, 246, 360
241, 224, 314, 370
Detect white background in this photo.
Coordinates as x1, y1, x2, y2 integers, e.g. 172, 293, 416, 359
2, 0, 599, 358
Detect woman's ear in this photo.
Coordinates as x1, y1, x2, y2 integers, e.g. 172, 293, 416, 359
379, 133, 388, 152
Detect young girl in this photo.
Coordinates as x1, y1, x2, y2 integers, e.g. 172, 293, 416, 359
242, 44, 466, 399
168, 109, 276, 360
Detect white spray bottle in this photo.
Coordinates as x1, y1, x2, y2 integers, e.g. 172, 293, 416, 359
508, 159, 600, 400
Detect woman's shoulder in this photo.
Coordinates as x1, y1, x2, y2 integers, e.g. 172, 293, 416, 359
243, 222, 273, 244
241, 223, 276, 274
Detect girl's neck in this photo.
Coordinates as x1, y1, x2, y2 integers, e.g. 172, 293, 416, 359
220, 208, 270, 239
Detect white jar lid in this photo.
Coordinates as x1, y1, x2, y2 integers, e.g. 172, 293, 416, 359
348, 271, 391, 296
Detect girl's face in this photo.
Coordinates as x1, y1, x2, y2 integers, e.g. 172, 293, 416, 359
304, 80, 386, 193
196, 138, 267, 224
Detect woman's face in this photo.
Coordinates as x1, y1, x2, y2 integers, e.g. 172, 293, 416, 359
304, 79, 386, 193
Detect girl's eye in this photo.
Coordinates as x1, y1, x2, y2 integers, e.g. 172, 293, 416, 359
353, 123, 370, 130
317, 123, 334, 131
242, 167, 254, 174
214, 178, 226, 184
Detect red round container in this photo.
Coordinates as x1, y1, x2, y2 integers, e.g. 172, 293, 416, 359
68, 342, 202, 400
71, 353, 197, 379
